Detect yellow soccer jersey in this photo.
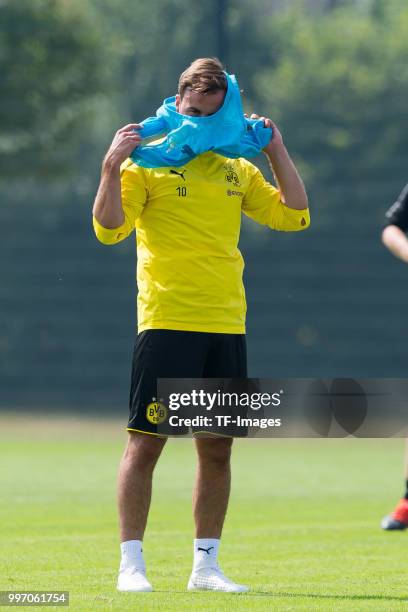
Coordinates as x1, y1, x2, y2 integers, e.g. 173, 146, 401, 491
93, 152, 310, 334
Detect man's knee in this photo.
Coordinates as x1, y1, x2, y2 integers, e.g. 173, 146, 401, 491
124, 432, 166, 468
195, 437, 233, 467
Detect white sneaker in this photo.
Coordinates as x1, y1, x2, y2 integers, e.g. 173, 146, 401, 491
187, 566, 249, 593
117, 568, 153, 592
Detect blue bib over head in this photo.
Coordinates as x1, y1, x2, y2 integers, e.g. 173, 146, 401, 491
130, 73, 272, 168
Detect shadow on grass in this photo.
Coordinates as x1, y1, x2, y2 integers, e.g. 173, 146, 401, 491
244, 591, 408, 602
120, 590, 408, 602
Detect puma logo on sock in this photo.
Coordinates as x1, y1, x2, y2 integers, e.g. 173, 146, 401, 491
197, 546, 214, 555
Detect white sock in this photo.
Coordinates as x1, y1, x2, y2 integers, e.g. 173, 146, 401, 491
193, 538, 220, 571
120, 540, 145, 573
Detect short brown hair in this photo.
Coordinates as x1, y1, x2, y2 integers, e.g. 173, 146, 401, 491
178, 57, 227, 99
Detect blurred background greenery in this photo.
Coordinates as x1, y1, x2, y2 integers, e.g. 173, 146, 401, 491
1, 0, 407, 409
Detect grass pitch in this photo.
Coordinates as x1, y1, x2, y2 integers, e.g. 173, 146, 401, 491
1, 412, 408, 610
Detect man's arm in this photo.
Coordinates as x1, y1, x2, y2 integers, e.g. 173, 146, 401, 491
241, 114, 309, 232
382, 225, 408, 263
93, 123, 142, 229
382, 183, 408, 263
249, 113, 308, 211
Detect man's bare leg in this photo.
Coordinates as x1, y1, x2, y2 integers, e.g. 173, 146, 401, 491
188, 436, 247, 592
117, 432, 166, 592
118, 432, 167, 541
193, 437, 232, 538
403, 438, 408, 480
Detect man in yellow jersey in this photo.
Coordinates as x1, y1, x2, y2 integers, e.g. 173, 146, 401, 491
92, 58, 310, 593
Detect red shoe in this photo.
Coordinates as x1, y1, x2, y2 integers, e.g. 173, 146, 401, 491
381, 498, 408, 530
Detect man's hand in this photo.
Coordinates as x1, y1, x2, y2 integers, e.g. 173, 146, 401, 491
245, 113, 283, 152
103, 123, 143, 171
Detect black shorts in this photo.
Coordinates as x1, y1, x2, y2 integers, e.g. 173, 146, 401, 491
127, 329, 247, 436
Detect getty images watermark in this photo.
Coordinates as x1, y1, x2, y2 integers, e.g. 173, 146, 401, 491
165, 388, 283, 430
152, 378, 408, 438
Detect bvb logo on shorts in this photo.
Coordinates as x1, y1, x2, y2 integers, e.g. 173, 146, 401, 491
146, 401, 168, 425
